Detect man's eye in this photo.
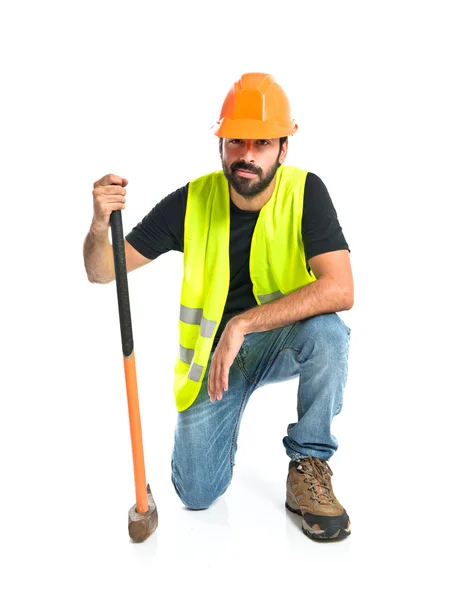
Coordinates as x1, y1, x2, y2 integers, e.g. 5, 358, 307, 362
257, 140, 270, 145
230, 139, 242, 144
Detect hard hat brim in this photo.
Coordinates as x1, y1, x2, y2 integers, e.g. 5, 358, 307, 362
212, 118, 298, 139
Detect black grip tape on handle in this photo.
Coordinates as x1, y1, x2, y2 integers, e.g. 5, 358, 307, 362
110, 210, 134, 358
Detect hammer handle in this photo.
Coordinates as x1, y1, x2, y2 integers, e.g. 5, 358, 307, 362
110, 209, 149, 514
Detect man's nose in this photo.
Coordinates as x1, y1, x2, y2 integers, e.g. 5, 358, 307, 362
241, 140, 255, 162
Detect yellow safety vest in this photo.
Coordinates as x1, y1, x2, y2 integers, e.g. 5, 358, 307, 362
174, 165, 316, 411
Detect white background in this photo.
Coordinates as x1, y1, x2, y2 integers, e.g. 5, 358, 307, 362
1, 1, 464, 598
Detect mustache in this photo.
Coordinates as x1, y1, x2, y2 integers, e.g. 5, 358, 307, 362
231, 161, 262, 175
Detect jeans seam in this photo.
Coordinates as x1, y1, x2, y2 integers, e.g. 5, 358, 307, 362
255, 346, 302, 390
265, 345, 304, 366
235, 353, 256, 383
229, 381, 253, 475
297, 386, 304, 419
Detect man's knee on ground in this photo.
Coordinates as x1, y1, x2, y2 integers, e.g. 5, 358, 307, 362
171, 475, 228, 510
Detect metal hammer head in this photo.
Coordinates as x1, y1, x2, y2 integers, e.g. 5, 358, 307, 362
128, 484, 158, 542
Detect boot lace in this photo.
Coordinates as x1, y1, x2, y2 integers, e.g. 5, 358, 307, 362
296, 456, 335, 505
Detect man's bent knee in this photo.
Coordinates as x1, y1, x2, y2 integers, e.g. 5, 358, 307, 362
291, 313, 350, 366
301, 313, 350, 346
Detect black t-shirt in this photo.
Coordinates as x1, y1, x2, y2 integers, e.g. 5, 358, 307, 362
126, 171, 350, 347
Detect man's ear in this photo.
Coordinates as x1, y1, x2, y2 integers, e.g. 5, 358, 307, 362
219, 138, 223, 157
279, 139, 288, 164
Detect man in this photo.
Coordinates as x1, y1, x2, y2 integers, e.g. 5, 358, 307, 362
84, 73, 354, 541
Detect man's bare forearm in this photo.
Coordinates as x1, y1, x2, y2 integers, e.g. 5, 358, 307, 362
83, 224, 115, 284
231, 278, 353, 335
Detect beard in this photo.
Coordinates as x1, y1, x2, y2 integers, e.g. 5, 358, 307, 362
222, 153, 282, 199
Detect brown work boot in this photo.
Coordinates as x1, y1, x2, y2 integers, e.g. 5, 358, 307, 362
286, 456, 351, 540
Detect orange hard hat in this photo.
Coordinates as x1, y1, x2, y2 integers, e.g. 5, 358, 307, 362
212, 73, 298, 139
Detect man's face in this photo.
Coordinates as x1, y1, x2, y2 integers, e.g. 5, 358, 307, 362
220, 138, 287, 198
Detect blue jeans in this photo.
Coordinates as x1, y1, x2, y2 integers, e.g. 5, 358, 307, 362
171, 312, 351, 509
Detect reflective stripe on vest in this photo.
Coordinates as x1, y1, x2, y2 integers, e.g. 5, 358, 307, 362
179, 345, 194, 364
257, 290, 284, 304
187, 363, 203, 382
179, 305, 217, 338
179, 344, 203, 382
179, 304, 217, 382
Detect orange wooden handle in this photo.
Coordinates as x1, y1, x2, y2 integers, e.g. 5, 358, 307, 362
123, 352, 148, 513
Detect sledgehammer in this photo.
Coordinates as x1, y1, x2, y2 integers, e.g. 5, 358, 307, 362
110, 208, 158, 542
